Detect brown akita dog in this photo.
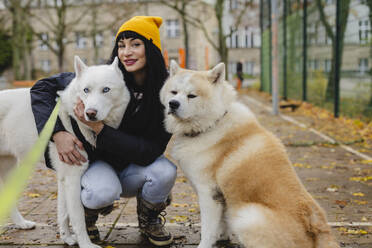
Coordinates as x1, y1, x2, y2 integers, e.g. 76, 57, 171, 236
160, 60, 339, 248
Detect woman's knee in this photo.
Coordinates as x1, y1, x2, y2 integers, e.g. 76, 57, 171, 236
150, 157, 177, 184
81, 161, 122, 209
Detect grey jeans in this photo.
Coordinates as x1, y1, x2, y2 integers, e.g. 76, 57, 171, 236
80, 156, 177, 209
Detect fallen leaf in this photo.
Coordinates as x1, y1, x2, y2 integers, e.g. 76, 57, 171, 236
361, 160, 372, 164
335, 200, 348, 208
352, 192, 365, 197
349, 176, 372, 182
353, 200, 368, 205
293, 163, 312, 168
326, 185, 339, 192
338, 227, 368, 235
26, 193, 41, 198
170, 215, 188, 223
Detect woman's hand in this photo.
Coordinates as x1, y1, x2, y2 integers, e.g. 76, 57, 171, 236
52, 131, 87, 166
74, 98, 104, 134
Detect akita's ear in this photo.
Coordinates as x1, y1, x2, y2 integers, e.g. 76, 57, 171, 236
170, 60, 180, 77
74, 55, 87, 78
208, 63, 225, 84
111, 56, 122, 75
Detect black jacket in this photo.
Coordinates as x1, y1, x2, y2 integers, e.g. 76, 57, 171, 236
30, 72, 171, 171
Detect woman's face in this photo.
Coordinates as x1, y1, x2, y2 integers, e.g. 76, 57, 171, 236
117, 38, 146, 73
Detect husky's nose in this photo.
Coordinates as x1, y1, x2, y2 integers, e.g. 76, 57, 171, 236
169, 100, 180, 110
86, 108, 97, 120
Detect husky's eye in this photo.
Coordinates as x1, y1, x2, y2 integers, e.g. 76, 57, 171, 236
171, 90, 177, 95
187, 94, 197, 99
103, 87, 111, 93
84, 88, 89, 93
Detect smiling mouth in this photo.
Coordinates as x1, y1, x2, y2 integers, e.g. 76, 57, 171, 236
124, 59, 137, 66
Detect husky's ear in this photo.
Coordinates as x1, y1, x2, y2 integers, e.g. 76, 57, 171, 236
208, 63, 225, 84
74, 55, 87, 78
170, 60, 180, 77
111, 56, 121, 75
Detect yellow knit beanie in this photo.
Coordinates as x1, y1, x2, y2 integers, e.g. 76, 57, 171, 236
116, 16, 163, 51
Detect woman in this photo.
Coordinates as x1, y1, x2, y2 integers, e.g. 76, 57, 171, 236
30, 16, 176, 246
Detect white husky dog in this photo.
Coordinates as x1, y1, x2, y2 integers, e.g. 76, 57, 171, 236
161, 61, 339, 248
0, 56, 129, 248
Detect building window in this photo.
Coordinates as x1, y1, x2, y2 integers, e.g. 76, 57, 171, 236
359, 19, 370, 44
244, 61, 254, 75
243, 27, 254, 48
229, 28, 239, 48
39, 33, 48, 50
324, 59, 331, 72
95, 32, 104, 48
229, 0, 238, 10
359, 58, 369, 74
308, 59, 319, 71
76, 32, 88, 49
228, 61, 236, 75
41, 59, 51, 72
166, 19, 180, 38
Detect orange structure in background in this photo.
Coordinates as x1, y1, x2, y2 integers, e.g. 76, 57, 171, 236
236, 78, 242, 90
163, 49, 169, 68
178, 48, 185, 68
12, 80, 35, 87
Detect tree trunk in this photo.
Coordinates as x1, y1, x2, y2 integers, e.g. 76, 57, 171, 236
365, 1, 372, 113
181, 8, 189, 68
318, 0, 350, 102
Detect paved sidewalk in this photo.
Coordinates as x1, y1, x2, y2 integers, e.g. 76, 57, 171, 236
0, 91, 371, 247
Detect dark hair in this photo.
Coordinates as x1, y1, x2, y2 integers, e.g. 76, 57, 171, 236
107, 31, 169, 132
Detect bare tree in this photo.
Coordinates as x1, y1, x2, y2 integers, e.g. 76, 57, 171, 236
160, 0, 252, 75
3, 0, 34, 80
30, 0, 90, 72
159, 0, 196, 68
364, 0, 372, 115
316, 0, 351, 101
87, 0, 139, 64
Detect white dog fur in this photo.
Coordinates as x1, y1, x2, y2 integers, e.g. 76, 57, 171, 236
0, 56, 129, 248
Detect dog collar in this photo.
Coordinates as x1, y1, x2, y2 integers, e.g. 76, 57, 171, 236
183, 111, 228, 138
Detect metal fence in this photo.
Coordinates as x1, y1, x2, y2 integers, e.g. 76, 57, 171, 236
260, 0, 372, 121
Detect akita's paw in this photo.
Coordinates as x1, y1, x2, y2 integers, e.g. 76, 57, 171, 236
15, 220, 36, 230
62, 234, 77, 246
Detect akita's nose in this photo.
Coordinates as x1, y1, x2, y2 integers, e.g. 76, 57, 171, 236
169, 100, 180, 110
86, 108, 97, 120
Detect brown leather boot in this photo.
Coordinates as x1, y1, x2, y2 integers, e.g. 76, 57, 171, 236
136, 195, 173, 246
84, 204, 114, 242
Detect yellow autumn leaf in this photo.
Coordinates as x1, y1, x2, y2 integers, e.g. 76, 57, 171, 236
171, 203, 188, 207
338, 227, 368, 235
105, 246, 115, 248
26, 193, 41, 198
353, 200, 368, 205
170, 215, 188, 223
293, 163, 312, 168
188, 208, 196, 213
51, 192, 58, 199
352, 192, 365, 197
349, 176, 372, 182
361, 160, 372, 164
